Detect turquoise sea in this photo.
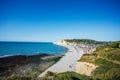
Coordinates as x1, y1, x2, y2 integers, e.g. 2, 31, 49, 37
0, 42, 67, 57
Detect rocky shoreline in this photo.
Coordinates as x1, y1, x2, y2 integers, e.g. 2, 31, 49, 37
0, 54, 62, 78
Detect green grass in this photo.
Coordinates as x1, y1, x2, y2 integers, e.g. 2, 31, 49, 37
78, 54, 96, 63
92, 67, 120, 80
64, 39, 106, 44
78, 41, 120, 80
42, 71, 91, 80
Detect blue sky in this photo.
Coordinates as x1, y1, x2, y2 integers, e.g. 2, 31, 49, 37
0, 0, 120, 42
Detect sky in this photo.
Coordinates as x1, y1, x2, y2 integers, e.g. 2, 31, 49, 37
0, 0, 120, 42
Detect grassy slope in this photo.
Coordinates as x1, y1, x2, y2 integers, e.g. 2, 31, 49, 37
64, 39, 106, 44
78, 41, 120, 80
42, 71, 91, 80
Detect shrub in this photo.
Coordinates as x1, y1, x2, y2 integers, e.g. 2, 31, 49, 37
45, 71, 55, 77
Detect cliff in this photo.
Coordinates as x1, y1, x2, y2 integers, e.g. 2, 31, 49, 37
53, 40, 69, 46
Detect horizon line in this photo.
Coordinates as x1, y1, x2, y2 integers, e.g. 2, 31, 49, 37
0, 39, 120, 42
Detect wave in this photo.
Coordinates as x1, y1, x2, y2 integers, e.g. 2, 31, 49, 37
0, 54, 21, 58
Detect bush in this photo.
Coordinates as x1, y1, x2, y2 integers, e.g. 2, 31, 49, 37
45, 71, 55, 77
92, 67, 120, 80
52, 72, 91, 80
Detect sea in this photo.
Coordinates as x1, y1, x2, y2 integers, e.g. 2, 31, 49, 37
0, 42, 68, 57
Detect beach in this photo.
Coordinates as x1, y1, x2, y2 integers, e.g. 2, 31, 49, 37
38, 42, 84, 77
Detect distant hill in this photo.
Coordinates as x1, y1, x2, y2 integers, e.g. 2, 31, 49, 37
64, 39, 107, 44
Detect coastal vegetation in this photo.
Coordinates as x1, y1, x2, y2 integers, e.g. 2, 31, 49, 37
64, 39, 107, 44
42, 71, 91, 80
78, 41, 120, 80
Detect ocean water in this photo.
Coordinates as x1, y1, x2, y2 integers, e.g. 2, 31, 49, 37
0, 42, 68, 57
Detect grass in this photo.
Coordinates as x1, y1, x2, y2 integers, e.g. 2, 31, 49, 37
64, 39, 107, 44
42, 71, 91, 80
78, 41, 120, 80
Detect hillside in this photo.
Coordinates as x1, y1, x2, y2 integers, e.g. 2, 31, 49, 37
78, 41, 120, 80
64, 39, 107, 44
